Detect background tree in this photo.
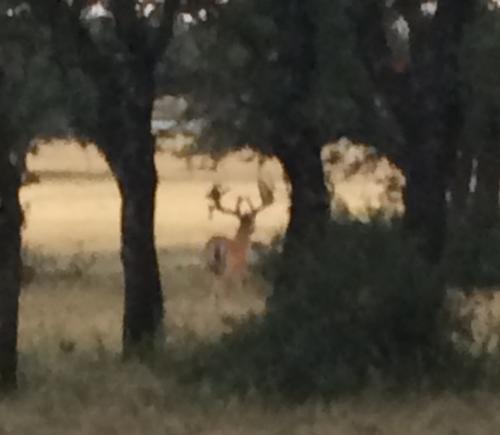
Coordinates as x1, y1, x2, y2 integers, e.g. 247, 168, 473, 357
0, 86, 22, 391
351, 0, 475, 264
0, 0, 68, 390
456, 5, 500, 228
29, 0, 223, 356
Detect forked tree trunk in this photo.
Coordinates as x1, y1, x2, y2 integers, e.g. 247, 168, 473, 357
0, 148, 22, 391
269, 133, 330, 310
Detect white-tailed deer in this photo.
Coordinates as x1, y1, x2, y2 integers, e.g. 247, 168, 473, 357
203, 178, 274, 288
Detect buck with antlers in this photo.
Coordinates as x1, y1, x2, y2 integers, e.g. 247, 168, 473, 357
203, 178, 275, 288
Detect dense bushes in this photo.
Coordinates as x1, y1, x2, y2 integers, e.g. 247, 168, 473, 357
182, 219, 500, 401
445, 221, 500, 290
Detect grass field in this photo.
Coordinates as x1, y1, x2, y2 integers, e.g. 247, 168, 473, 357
3, 142, 500, 434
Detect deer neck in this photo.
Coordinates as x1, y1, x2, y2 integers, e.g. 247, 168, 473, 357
234, 226, 252, 246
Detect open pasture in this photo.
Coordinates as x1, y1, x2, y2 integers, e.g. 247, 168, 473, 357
2, 142, 499, 434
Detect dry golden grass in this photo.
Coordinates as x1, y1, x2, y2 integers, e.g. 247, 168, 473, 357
3, 142, 499, 434
22, 141, 397, 253
5, 268, 500, 435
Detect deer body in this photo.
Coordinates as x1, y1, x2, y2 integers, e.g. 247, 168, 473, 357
204, 216, 255, 284
203, 179, 274, 288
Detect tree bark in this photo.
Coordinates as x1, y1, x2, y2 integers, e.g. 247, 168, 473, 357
401, 0, 474, 264
472, 112, 500, 228
281, 144, 330, 250
402, 138, 448, 264
402, 183, 451, 265
97, 60, 164, 357
105, 136, 164, 356
449, 140, 473, 219
353, 0, 474, 265
0, 148, 22, 391
269, 132, 331, 310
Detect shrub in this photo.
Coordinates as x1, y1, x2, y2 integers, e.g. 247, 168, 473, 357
183, 218, 495, 401
445, 221, 500, 290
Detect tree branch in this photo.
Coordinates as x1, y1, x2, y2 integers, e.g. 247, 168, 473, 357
28, 0, 111, 140
394, 0, 423, 31
28, 0, 104, 71
150, 0, 181, 61
70, 0, 87, 16
349, 0, 397, 91
349, 0, 413, 156
109, 0, 148, 55
393, 0, 427, 65
431, 0, 475, 54
429, 0, 476, 173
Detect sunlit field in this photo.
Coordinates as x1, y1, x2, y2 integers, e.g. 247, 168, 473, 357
2, 141, 500, 434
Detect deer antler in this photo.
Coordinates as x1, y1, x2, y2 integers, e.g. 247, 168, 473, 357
207, 184, 244, 219
246, 177, 275, 216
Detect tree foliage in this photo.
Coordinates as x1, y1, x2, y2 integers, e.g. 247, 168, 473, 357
0, 3, 69, 150
168, 0, 394, 157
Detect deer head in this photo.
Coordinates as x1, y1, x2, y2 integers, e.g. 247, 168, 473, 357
206, 178, 275, 239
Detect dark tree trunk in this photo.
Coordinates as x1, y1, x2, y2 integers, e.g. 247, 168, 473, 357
401, 0, 474, 264
0, 149, 22, 391
265, 2, 332, 310
353, 0, 473, 265
118, 147, 163, 356
269, 132, 330, 310
98, 63, 164, 357
105, 135, 164, 356
474, 156, 499, 229
472, 112, 500, 228
449, 140, 473, 219
402, 135, 448, 264
281, 144, 330, 250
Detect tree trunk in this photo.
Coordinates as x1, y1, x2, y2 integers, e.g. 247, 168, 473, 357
106, 138, 164, 357
402, 138, 448, 265
282, 145, 330, 250
474, 155, 499, 229
91, 55, 165, 357
269, 133, 330, 310
391, 0, 473, 266
0, 148, 22, 391
99, 73, 164, 354
449, 141, 473, 220
472, 113, 500, 229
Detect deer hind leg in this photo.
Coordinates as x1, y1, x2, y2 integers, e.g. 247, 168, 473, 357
240, 266, 252, 288
207, 276, 222, 315
208, 272, 232, 314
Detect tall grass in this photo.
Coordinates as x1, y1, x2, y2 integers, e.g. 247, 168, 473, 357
5, 251, 500, 435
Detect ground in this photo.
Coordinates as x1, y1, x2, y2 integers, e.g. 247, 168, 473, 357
2, 142, 499, 434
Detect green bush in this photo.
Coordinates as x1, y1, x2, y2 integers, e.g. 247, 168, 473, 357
445, 221, 500, 290
183, 219, 494, 401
